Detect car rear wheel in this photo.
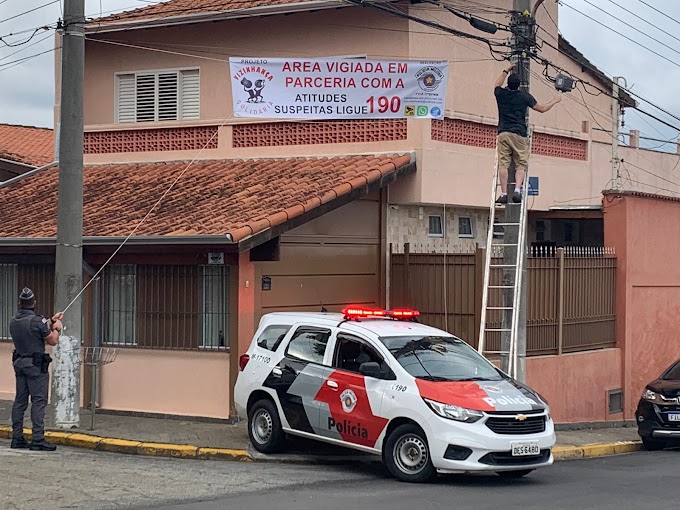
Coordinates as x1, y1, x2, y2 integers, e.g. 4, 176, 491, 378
384, 424, 436, 483
497, 469, 534, 479
641, 437, 666, 451
248, 399, 285, 454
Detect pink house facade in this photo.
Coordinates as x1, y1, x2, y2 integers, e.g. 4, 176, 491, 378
1, 0, 679, 423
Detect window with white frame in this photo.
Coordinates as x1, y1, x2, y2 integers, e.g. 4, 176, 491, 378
428, 215, 444, 237
116, 69, 200, 123
0, 264, 17, 340
458, 216, 474, 238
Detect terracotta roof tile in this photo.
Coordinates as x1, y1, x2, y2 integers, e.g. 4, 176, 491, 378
0, 155, 412, 242
0, 124, 54, 167
94, 0, 332, 27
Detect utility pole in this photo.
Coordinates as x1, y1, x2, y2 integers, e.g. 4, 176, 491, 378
611, 76, 625, 189
500, 0, 536, 382
52, 0, 85, 429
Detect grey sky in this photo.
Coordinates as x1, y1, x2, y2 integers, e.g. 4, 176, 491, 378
0, 0, 678, 151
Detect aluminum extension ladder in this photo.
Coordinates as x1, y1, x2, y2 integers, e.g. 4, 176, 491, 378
477, 127, 533, 379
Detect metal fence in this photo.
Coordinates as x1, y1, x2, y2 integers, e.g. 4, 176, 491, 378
99, 264, 230, 350
0, 262, 231, 350
389, 244, 617, 356
0, 264, 55, 341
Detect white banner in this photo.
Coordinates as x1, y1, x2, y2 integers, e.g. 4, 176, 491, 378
229, 57, 448, 120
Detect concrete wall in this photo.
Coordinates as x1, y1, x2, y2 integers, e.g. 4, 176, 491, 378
387, 204, 488, 253
99, 349, 231, 419
0, 342, 14, 400
255, 195, 383, 321
527, 349, 623, 423
604, 192, 680, 418
76, 2, 628, 212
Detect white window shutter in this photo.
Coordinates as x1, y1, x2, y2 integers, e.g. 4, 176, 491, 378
158, 72, 179, 121
136, 74, 157, 122
116, 74, 136, 123
180, 69, 200, 120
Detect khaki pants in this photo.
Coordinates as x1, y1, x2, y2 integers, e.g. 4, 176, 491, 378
497, 132, 529, 169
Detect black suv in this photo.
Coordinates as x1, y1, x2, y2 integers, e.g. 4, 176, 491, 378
636, 358, 680, 450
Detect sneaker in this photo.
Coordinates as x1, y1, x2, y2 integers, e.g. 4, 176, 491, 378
10, 438, 29, 449
495, 195, 508, 204
512, 192, 522, 203
29, 441, 57, 452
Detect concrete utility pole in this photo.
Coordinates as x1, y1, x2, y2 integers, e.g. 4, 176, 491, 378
611, 76, 625, 189
501, 0, 536, 382
52, 0, 85, 428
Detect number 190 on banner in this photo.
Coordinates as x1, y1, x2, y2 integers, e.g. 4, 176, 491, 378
229, 57, 449, 120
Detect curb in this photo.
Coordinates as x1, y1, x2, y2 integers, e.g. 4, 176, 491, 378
0, 425, 252, 462
0, 425, 641, 464
552, 440, 642, 460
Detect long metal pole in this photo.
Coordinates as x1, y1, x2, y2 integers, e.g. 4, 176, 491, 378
509, 0, 533, 382
52, 0, 85, 429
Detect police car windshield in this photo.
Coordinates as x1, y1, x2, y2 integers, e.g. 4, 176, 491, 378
380, 336, 503, 382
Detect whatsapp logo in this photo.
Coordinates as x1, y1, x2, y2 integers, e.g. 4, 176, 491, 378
416, 105, 429, 116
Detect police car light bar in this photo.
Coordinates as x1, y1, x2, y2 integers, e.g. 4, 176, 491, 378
389, 309, 421, 319
342, 307, 420, 321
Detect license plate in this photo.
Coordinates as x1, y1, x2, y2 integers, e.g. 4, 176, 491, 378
511, 442, 540, 457
668, 413, 680, 422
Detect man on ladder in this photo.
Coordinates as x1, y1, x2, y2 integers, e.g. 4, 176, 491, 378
493, 62, 561, 204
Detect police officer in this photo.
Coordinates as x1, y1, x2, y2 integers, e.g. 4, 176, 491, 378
10, 287, 63, 451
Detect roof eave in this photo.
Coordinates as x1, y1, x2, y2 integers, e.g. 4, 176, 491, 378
0, 235, 236, 247
85, 0, 353, 34
0, 157, 37, 169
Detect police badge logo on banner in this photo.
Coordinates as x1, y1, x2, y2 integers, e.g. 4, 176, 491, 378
229, 57, 449, 120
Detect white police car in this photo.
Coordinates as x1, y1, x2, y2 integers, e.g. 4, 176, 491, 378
234, 307, 555, 483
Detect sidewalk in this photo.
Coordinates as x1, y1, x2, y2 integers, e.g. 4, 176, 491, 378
0, 400, 642, 463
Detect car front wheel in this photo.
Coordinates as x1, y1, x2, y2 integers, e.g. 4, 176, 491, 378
384, 424, 436, 483
248, 399, 285, 454
641, 437, 666, 451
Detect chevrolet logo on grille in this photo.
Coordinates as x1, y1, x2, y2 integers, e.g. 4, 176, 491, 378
516, 414, 527, 421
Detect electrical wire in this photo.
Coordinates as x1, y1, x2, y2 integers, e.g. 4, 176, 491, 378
531, 35, 680, 133
0, 0, 61, 26
88, 35, 501, 61
344, 0, 510, 54
0, 31, 54, 61
62, 112, 233, 314
0, 47, 58, 72
635, 0, 680, 28
560, 1, 680, 70
578, 0, 680, 61
606, 0, 680, 47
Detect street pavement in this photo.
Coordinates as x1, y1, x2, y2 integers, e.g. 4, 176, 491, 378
1, 438, 679, 510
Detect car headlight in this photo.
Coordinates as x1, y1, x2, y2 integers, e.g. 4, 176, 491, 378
424, 398, 484, 423
643, 389, 661, 403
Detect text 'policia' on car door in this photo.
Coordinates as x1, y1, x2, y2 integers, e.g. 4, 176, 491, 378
262, 326, 334, 435
314, 333, 392, 448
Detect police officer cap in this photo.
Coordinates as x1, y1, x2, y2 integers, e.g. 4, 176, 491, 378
19, 287, 35, 301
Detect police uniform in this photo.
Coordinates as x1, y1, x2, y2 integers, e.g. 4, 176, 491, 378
10, 288, 56, 451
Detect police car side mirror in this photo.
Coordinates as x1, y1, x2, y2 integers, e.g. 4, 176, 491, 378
359, 362, 382, 379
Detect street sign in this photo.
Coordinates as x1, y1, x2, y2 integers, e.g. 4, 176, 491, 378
528, 176, 539, 196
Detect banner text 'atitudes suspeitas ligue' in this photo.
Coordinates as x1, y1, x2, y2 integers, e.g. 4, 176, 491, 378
229, 57, 449, 120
